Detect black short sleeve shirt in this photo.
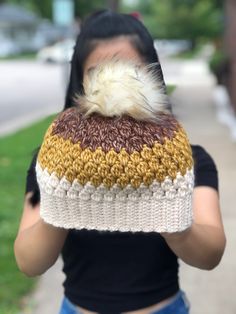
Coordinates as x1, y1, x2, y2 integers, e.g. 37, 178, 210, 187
25, 145, 219, 313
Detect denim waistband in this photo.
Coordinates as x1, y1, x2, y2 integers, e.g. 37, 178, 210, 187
59, 290, 190, 314
150, 290, 190, 314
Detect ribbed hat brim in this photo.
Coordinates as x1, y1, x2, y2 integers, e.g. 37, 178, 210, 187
39, 188, 193, 233
37, 161, 194, 233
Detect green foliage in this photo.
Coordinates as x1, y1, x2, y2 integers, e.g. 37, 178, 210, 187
126, 0, 223, 43
209, 49, 227, 73
75, 0, 121, 19
35, 0, 53, 20
167, 85, 176, 94
173, 44, 202, 59
208, 49, 229, 84
0, 115, 55, 314
74, 0, 106, 19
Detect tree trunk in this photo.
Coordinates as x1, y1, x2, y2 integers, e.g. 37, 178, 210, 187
225, 0, 236, 114
107, 0, 120, 11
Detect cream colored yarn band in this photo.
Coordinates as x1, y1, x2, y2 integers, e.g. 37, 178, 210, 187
36, 162, 194, 233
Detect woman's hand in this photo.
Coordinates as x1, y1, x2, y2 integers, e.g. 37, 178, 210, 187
161, 186, 226, 270
14, 193, 69, 277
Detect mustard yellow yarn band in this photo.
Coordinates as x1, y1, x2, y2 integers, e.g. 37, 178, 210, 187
38, 126, 193, 189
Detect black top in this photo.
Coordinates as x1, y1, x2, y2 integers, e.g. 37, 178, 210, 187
25, 145, 218, 314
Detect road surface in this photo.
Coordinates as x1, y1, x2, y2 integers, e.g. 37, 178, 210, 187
0, 61, 66, 136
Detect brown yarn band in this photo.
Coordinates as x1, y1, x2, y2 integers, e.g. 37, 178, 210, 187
51, 108, 180, 154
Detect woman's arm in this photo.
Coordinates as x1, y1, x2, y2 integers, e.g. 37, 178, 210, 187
162, 186, 226, 270
14, 192, 69, 277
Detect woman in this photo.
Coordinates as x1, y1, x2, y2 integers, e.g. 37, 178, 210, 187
14, 10, 226, 314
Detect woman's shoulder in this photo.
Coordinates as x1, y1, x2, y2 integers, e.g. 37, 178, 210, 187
191, 144, 213, 155
190, 144, 218, 191
191, 144, 216, 162
191, 144, 218, 171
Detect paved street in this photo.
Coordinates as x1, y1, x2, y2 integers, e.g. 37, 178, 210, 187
13, 58, 235, 314
0, 61, 65, 136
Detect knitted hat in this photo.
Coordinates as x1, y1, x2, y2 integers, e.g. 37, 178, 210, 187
36, 60, 194, 233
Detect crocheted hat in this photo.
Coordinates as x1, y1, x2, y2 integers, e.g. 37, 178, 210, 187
36, 60, 194, 233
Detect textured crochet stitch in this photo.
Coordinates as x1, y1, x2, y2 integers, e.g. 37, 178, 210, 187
36, 60, 194, 233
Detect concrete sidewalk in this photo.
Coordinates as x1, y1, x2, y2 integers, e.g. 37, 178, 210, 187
23, 76, 236, 313
173, 85, 236, 314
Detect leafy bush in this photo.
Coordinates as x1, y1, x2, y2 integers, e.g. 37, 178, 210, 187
209, 49, 229, 84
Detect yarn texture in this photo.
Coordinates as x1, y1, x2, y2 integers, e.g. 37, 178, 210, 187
36, 60, 194, 233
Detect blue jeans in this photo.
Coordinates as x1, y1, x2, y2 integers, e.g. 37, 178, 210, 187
59, 290, 190, 314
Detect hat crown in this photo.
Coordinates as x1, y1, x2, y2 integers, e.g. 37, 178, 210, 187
36, 61, 194, 233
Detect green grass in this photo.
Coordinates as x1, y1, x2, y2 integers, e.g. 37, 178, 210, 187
0, 114, 55, 314
167, 85, 176, 95
0, 52, 37, 61
172, 45, 202, 60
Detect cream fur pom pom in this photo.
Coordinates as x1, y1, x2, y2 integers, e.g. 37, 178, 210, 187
74, 59, 170, 121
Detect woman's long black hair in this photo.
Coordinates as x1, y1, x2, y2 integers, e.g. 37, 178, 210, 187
64, 9, 166, 110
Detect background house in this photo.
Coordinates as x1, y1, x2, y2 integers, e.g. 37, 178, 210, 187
0, 3, 77, 57
0, 4, 40, 56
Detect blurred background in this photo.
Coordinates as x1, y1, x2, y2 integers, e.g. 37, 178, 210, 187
0, 1, 235, 314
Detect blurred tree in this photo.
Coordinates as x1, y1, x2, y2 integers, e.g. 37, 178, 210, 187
74, 0, 105, 18
129, 0, 223, 46
225, 0, 236, 114
36, 0, 52, 19
107, 0, 120, 11
75, 0, 120, 18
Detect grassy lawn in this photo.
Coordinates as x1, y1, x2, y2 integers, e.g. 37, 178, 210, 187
171, 44, 202, 60
0, 52, 37, 61
167, 85, 176, 95
0, 115, 55, 314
